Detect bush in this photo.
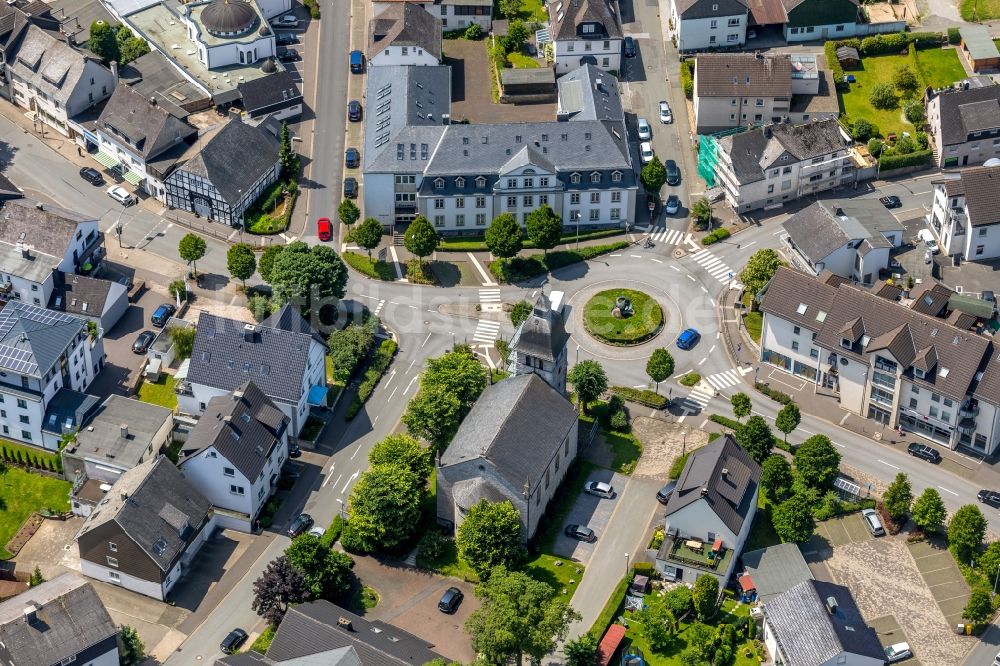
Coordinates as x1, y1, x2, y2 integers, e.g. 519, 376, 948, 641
852, 119, 875, 142
345, 339, 398, 420
679, 372, 700, 387
489, 242, 629, 283
702, 228, 731, 245
754, 381, 793, 405
915, 131, 929, 150
825, 40, 846, 90
320, 515, 344, 546
680, 59, 694, 99
610, 386, 669, 409
669, 452, 691, 480
417, 530, 449, 562
869, 82, 898, 110
907, 31, 947, 49
878, 149, 933, 171
860, 32, 908, 56
867, 138, 884, 157
168, 279, 187, 301
464, 23, 483, 39
710, 414, 796, 453
948, 27, 961, 44
302, 0, 319, 18
609, 410, 629, 432
904, 100, 925, 124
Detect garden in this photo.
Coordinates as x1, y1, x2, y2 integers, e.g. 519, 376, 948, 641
0, 465, 71, 558
582, 289, 663, 346
246, 122, 301, 235
137, 375, 178, 410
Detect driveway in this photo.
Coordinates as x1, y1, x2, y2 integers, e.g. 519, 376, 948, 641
550, 470, 628, 564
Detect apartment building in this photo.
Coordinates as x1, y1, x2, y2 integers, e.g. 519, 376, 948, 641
926, 81, 1000, 168
370, 0, 492, 31
670, 0, 748, 52
929, 166, 1000, 261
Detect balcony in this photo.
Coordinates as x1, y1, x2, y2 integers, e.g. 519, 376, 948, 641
657, 533, 733, 574
957, 417, 977, 435
960, 400, 979, 418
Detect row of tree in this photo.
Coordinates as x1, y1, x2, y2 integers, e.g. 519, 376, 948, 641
402, 346, 488, 451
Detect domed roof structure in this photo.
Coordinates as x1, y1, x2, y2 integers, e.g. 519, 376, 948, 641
261, 57, 277, 73
201, 0, 256, 36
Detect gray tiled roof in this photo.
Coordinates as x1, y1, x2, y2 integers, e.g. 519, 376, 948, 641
70, 395, 173, 468
934, 84, 1000, 146
556, 64, 624, 122
740, 543, 812, 603
757, 266, 838, 328
510, 294, 568, 363
548, 0, 622, 41
41, 388, 99, 436
368, 3, 441, 61
950, 166, 1000, 227
908, 282, 952, 317
48, 274, 122, 318
0, 197, 94, 260
695, 53, 792, 98
8, 25, 98, 106
665, 434, 760, 536
178, 120, 280, 205
0, 573, 116, 666
237, 70, 302, 115
0, 301, 85, 378
181, 380, 288, 481
721, 119, 848, 184
763, 580, 883, 665
674, 0, 747, 20
974, 341, 1000, 404
97, 82, 197, 160
77, 456, 212, 572
782, 200, 895, 264
261, 303, 327, 346
441, 374, 577, 489
187, 311, 319, 404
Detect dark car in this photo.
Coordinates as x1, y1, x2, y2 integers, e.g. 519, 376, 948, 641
343, 177, 358, 198
665, 159, 681, 186
79, 167, 104, 185
287, 513, 314, 537
350, 49, 364, 73
564, 524, 597, 542
656, 480, 677, 505
438, 586, 464, 613
150, 303, 176, 327
345, 147, 360, 168
879, 195, 902, 209
132, 330, 155, 354
288, 444, 302, 458
348, 100, 362, 122
979, 490, 1000, 508
676, 328, 700, 350
907, 442, 941, 463
275, 32, 298, 45
623, 36, 636, 58
220, 629, 248, 655
277, 48, 301, 62
665, 194, 681, 215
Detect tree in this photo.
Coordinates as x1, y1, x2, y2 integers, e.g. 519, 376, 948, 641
403, 382, 463, 451
963, 588, 993, 625
226, 243, 256, 288
904, 99, 925, 124
736, 415, 773, 464
892, 65, 918, 95
342, 463, 424, 553
640, 156, 667, 193
640, 602, 676, 650
869, 82, 897, 110
285, 533, 355, 599
115, 25, 150, 65
646, 349, 675, 394
501, 20, 529, 53
510, 300, 533, 327
278, 121, 300, 180
911, 488, 947, 533
327, 322, 375, 382
771, 494, 816, 542
28, 566, 44, 587
178, 233, 207, 276
465, 567, 580, 666
89, 20, 120, 64
404, 215, 438, 264
568, 360, 608, 414
793, 434, 841, 489
730, 392, 751, 422
664, 585, 693, 617
978, 541, 1000, 584
457, 499, 526, 576
354, 217, 383, 260
691, 198, 712, 229
775, 402, 801, 444
497, 0, 522, 18
267, 242, 349, 313
484, 213, 523, 261
679, 623, 716, 666
851, 118, 875, 142
258, 245, 283, 283
691, 574, 719, 620
867, 137, 884, 157
169, 325, 196, 360
739, 248, 783, 300
118, 625, 145, 666
525, 205, 563, 256
564, 634, 599, 666
882, 472, 913, 521
423, 348, 488, 415
760, 455, 793, 501
251, 555, 310, 625
368, 434, 431, 480
338, 199, 360, 227
948, 504, 987, 562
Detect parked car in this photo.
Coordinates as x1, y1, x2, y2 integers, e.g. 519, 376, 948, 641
79, 167, 103, 185
343, 177, 358, 198
275, 32, 298, 45
884, 642, 912, 663
659, 100, 673, 124
907, 442, 941, 463
220, 629, 248, 655
994, 649, 1000, 666
150, 303, 176, 327
564, 524, 597, 542
288, 443, 302, 458
861, 508, 885, 536
350, 49, 364, 73
107, 185, 134, 206
287, 513, 314, 537
979, 489, 1000, 508
348, 100, 362, 122
345, 147, 360, 168
879, 195, 901, 209
131, 330, 156, 354
271, 14, 299, 28
584, 481, 614, 498
622, 36, 636, 58
438, 586, 464, 613
676, 328, 700, 350
316, 217, 332, 242
917, 229, 939, 254
656, 480, 676, 504
277, 48, 301, 63
665, 159, 680, 186
665, 195, 680, 215
639, 142, 654, 164
636, 117, 651, 141
307, 526, 326, 538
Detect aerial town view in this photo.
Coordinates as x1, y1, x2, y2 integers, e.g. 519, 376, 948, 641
1, 0, 1000, 662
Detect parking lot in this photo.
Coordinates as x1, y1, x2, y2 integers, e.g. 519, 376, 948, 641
549, 469, 627, 564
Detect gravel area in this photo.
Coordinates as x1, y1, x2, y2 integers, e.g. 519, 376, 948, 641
630, 417, 709, 479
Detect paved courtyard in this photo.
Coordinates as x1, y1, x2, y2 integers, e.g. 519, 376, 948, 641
550, 469, 628, 564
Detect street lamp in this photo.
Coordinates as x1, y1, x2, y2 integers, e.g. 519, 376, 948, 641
336, 498, 347, 520
575, 344, 580, 365
625, 552, 630, 578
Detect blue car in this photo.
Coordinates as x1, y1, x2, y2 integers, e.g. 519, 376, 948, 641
676, 328, 700, 350
150, 303, 176, 328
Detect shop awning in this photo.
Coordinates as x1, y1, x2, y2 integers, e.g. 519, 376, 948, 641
307, 385, 329, 406
122, 170, 144, 186
93, 151, 120, 169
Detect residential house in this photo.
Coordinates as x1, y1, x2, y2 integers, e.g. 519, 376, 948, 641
781, 0, 859, 42
654, 434, 760, 586
76, 455, 215, 600
5, 24, 114, 137
762, 580, 884, 665
370, 0, 492, 31
437, 374, 579, 541
0, 573, 119, 666
0, 198, 104, 307
368, 3, 441, 67
215, 600, 445, 666
739, 543, 814, 603
929, 166, 1000, 261
179, 381, 289, 531
48, 273, 128, 332
95, 83, 198, 200
179, 308, 326, 436
62, 395, 173, 515
0, 302, 104, 449
712, 119, 863, 213
507, 293, 569, 393
547, 0, 623, 75
670, 0, 748, 52
781, 199, 903, 284
758, 267, 1000, 454
237, 70, 302, 121
926, 82, 1000, 168
164, 119, 281, 226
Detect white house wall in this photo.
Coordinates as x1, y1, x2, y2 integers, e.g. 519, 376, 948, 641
673, 13, 747, 51
81, 559, 166, 600
553, 39, 622, 74
370, 46, 439, 67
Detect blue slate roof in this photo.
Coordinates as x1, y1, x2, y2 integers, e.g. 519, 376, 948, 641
0, 302, 86, 378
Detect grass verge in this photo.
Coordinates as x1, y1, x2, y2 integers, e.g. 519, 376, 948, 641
343, 251, 396, 281
742, 311, 762, 343
0, 467, 71, 558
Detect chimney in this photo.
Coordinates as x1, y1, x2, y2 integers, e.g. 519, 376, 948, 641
110, 60, 118, 85
825, 597, 838, 614
233, 388, 245, 403
120, 424, 128, 439
442, 113, 450, 125
763, 126, 772, 139
721, 468, 729, 478
23, 604, 38, 625
243, 323, 258, 342
120, 490, 128, 501
700, 487, 709, 496
19, 243, 30, 259
65, 32, 71, 46
149, 96, 157, 106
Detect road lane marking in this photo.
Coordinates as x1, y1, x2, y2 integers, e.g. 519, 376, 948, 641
686, 275, 696, 281
877, 459, 900, 470
386, 386, 398, 402
698, 357, 707, 365
708, 345, 716, 353
700, 285, 708, 293
403, 375, 418, 396
651, 258, 663, 263
669, 265, 680, 272
937, 485, 959, 497
420, 331, 432, 348
629, 254, 642, 258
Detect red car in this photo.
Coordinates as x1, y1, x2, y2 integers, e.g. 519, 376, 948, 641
317, 217, 332, 242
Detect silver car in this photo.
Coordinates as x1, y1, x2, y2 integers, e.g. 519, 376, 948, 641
584, 481, 614, 498
659, 100, 673, 124
637, 118, 651, 141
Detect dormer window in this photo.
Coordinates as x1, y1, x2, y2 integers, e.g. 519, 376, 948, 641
611, 170, 622, 182
434, 178, 445, 190
456, 177, 466, 188
914, 367, 926, 379
571, 172, 581, 184
475, 176, 486, 188
841, 338, 852, 349
590, 172, 601, 183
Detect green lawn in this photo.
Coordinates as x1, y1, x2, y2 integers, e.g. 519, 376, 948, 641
519, 0, 548, 22
915, 49, 967, 89
964, 0, 1000, 20
605, 430, 642, 474
744, 496, 782, 552
583, 289, 663, 345
742, 311, 762, 343
523, 553, 584, 597
137, 375, 177, 410
0, 467, 71, 558
507, 52, 540, 68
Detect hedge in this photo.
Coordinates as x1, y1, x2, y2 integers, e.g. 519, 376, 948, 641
320, 515, 344, 546
702, 228, 731, 245
345, 339, 398, 420
709, 414, 795, 453
878, 149, 933, 171
754, 381, 793, 405
587, 573, 631, 639
948, 27, 961, 45
0, 440, 62, 472
611, 386, 669, 409
437, 227, 624, 252
343, 251, 397, 281
824, 40, 847, 91
668, 451, 691, 480
489, 241, 629, 283
680, 59, 694, 99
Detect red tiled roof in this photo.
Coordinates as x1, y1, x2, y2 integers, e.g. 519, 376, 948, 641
597, 624, 626, 666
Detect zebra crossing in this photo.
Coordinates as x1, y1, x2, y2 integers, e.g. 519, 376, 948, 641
690, 249, 742, 287
681, 386, 715, 411
472, 319, 501, 345
704, 369, 742, 391
647, 225, 690, 246
479, 288, 502, 305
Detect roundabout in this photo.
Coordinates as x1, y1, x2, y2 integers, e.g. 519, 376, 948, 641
582, 288, 663, 346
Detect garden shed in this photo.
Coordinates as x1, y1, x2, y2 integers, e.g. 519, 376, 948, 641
835, 46, 859, 70
960, 25, 1000, 72
500, 67, 557, 104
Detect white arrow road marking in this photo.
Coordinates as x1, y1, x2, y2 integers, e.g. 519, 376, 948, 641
342, 470, 360, 494
322, 464, 336, 487
403, 375, 418, 396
